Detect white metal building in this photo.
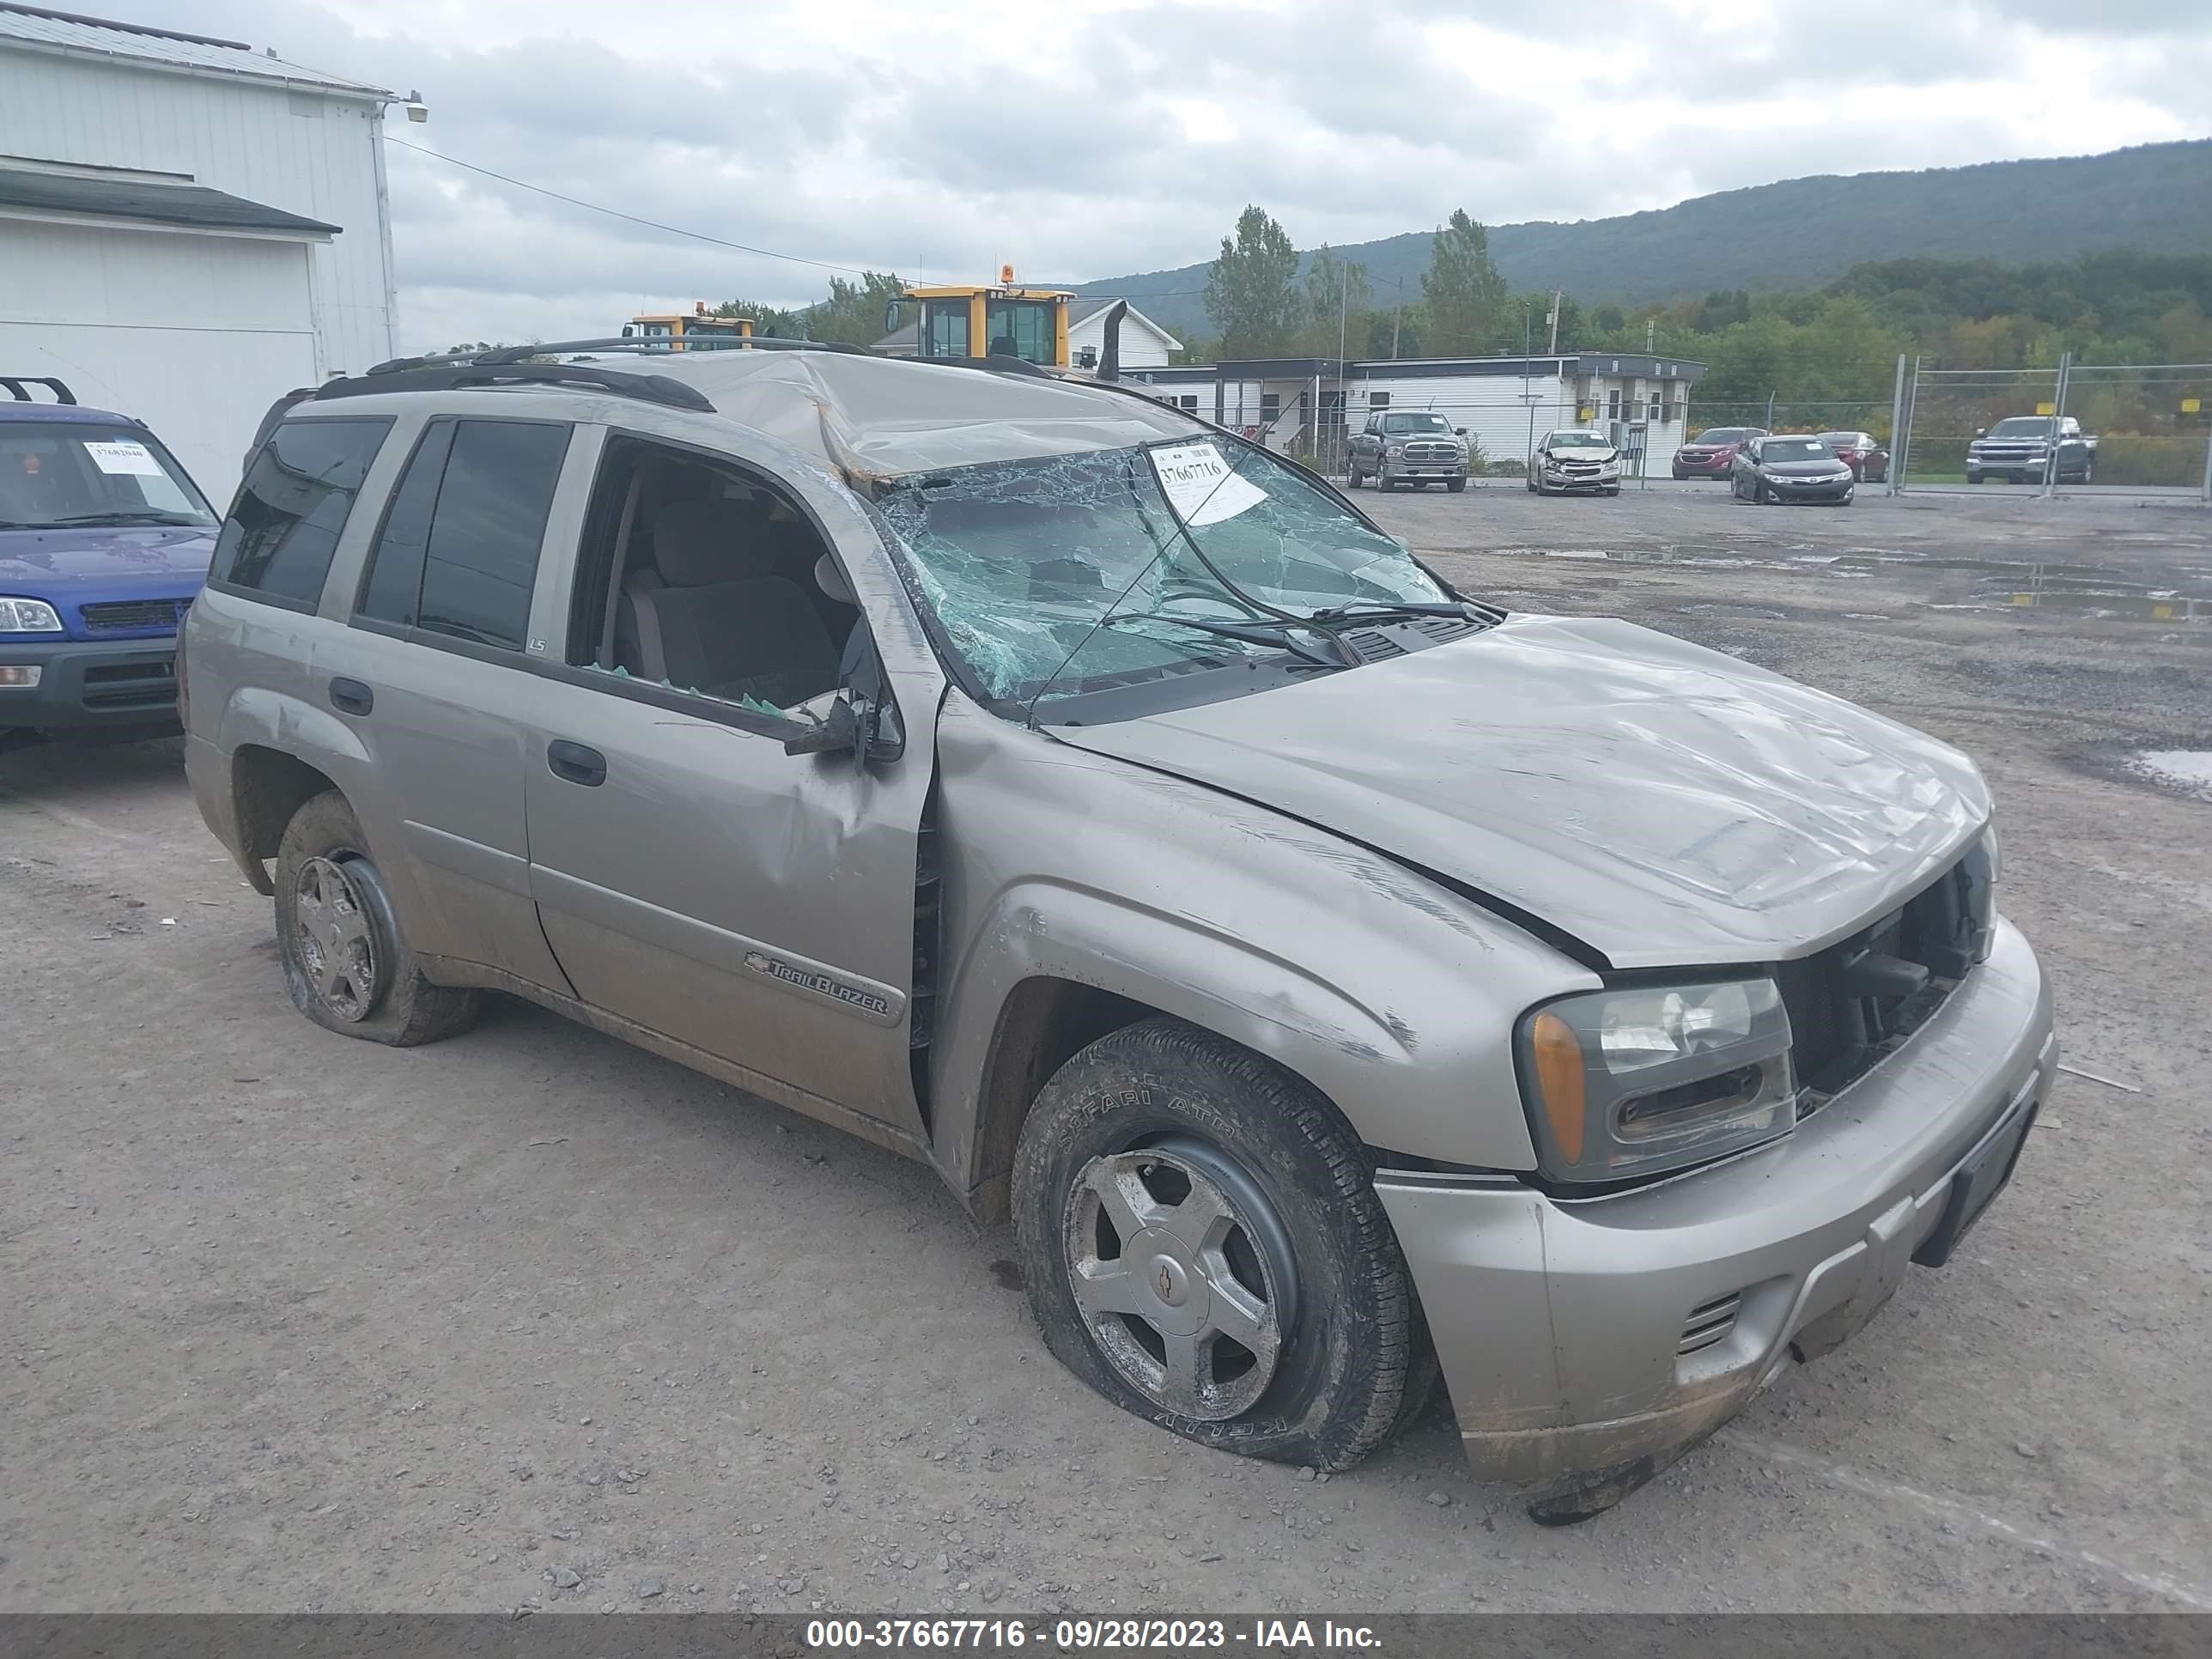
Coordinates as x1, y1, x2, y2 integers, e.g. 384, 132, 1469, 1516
0, 4, 407, 501
1067, 300, 1180, 371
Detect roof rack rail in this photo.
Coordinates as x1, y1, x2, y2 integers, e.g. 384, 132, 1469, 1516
361, 337, 878, 377
2, 375, 76, 404
315, 361, 716, 415
483, 336, 878, 365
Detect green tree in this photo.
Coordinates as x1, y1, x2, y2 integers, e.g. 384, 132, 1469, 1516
1420, 210, 1509, 355
806, 270, 910, 347
1204, 206, 1302, 358
713, 297, 805, 338
1299, 245, 1370, 357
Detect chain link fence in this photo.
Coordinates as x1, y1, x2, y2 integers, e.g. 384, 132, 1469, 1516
1160, 362, 2212, 503
1893, 356, 2212, 501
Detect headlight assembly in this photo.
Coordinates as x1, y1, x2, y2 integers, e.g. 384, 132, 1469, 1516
1517, 979, 1796, 1185
0, 597, 64, 633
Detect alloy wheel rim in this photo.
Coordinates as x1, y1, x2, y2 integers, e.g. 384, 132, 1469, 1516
1062, 1135, 1298, 1422
295, 854, 383, 1022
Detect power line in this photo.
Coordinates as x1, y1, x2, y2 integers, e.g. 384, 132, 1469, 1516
381, 136, 879, 280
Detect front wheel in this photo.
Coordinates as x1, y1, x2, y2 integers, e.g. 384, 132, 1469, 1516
1346, 465, 1364, 489
274, 791, 480, 1046
1012, 1019, 1431, 1471
1446, 476, 1467, 494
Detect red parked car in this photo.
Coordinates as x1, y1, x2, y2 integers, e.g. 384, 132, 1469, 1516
1819, 431, 1891, 483
1672, 426, 1766, 480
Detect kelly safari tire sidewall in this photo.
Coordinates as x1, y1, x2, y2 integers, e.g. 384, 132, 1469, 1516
1012, 1020, 1419, 1470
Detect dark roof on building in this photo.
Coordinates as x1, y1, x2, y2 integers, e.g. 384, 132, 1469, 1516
0, 164, 339, 236
1133, 352, 1705, 383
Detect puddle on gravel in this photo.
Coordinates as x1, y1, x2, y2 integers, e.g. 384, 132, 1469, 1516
2127, 750, 2212, 800
1511, 543, 2212, 619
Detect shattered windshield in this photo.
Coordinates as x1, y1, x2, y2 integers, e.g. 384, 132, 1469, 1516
876, 438, 1452, 714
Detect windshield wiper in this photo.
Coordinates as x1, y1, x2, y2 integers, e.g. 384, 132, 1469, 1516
46, 511, 208, 528
1100, 611, 1345, 669
1293, 600, 1473, 625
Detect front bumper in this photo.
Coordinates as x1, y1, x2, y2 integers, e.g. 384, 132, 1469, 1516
1673, 455, 1729, 477
1378, 916, 2053, 1486
1539, 468, 1620, 493
0, 632, 179, 735
1381, 458, 1467, 481
1765, 475, 1855, 502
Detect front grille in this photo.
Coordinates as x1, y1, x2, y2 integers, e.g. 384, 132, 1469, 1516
79, 657, 177, 709
81, 599, 189, 633
1401, 442, 1457, 461
1678, 1291, 1742, 1356
1777, 851, 1990, 1099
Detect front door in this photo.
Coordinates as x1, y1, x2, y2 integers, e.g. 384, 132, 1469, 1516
520, 430, 940, 1144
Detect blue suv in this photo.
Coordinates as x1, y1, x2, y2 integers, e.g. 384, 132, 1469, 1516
1, 378, 219, 742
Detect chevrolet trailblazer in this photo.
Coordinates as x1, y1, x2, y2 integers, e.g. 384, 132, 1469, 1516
181, 340, 2053, 1519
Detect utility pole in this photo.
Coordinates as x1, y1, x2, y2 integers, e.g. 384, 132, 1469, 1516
1766, 388, 1778, 430
1523, 304, 1538, 468
1547, 289, 1561, 356
1335, 269, 1350, 476
1886, 352, 1908, 498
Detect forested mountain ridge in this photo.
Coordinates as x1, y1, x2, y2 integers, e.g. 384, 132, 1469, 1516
1077, 141, 2212, 330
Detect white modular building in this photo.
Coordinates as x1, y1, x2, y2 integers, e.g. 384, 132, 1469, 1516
1128, 352, 1706, 475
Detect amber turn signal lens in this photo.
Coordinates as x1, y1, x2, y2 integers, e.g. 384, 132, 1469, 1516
1530, 1011, 1587, 1164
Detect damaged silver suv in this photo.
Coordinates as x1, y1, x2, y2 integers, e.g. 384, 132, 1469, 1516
182, 339, 2053, 1520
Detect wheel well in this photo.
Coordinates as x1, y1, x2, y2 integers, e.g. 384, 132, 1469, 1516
233, 745, 337, 869
967, 977, 1154, 1223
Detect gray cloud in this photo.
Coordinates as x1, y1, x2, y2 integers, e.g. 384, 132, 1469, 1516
79, 0, 2212, 351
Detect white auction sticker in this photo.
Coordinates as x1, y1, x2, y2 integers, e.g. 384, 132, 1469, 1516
83, 440, 163, 477
1148, 441, 1267, 526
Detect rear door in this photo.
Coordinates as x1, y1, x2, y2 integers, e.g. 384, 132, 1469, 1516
314, 414, 579, 991
519, 428, 943, 1145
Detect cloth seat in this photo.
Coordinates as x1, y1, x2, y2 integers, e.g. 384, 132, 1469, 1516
620, 498, 839, 708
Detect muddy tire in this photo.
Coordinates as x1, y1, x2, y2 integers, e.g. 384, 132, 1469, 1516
274, 789, 480, 1047
1012, 1018, 1430, 1471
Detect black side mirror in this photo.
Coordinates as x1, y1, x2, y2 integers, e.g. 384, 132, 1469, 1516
782, 695, 859, 757
1454, 427, 1467, 436
882, 300, 902, 335
781, 691, 904, 764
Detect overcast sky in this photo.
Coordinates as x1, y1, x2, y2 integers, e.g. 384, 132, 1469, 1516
109, 0, 2212, 352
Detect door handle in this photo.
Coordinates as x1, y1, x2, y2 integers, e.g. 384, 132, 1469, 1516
328, 677, 374, 716
546, 739, 606, 787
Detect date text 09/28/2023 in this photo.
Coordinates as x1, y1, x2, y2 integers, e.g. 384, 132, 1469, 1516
805, 1618, 1383, 1650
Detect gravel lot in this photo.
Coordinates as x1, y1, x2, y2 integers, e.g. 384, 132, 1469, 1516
3, 484, 2209, 1615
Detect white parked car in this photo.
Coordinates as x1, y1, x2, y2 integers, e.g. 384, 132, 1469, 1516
1528, 429, 1621, 495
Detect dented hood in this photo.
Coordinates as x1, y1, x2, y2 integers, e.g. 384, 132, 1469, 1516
1051, 613, 1990, 969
